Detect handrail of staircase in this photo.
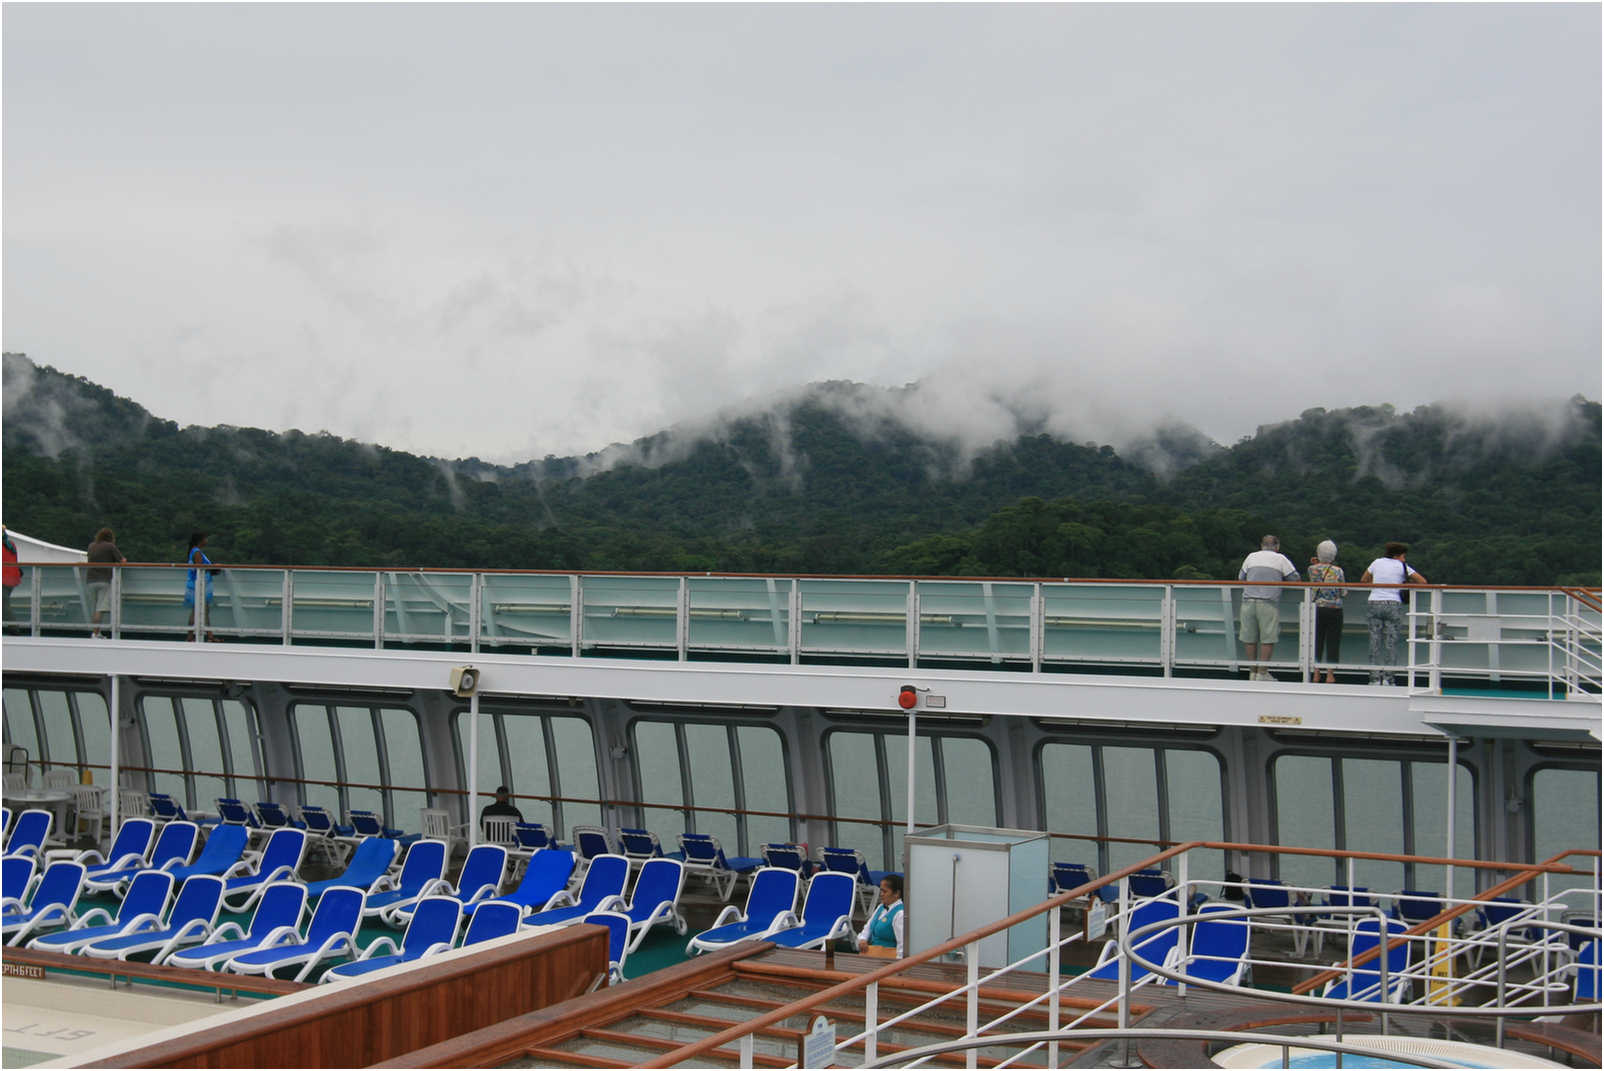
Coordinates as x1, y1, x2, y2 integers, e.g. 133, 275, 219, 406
638, 840, 1591, 1069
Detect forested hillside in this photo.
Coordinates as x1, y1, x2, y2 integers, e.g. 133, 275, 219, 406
3, 354, 1598, 586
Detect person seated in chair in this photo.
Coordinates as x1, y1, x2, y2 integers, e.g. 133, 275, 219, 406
479, 785, 523, 831
857, 874, 905, 958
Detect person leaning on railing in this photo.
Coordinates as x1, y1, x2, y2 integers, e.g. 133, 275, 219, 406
1361, 542, 1426, 686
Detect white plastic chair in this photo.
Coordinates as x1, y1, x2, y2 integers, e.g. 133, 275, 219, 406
117, 788, 150, 825
71, 784, 107, 842
482, 815, 517, 848
43, 768, 77, 790
419, 807, 466, 856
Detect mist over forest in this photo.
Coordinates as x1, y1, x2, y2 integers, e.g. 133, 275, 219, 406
3, 353, 1598, 586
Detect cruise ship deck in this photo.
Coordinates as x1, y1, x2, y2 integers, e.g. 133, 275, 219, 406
2, 563, 1599, 1067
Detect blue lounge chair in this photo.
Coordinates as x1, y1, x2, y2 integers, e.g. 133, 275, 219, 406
366, 839, 448, 923
618, 827, 664, 866
214, 797, 259, 828
1392, 889, 1446, 929
147, 792, 190, 825
466, 848, 574, 919
256, 800, 305, 830
462, 901, 523, 945
81, 874, 226, 964
677, 833, 760, 902
688, 867, 800, 955
523, 853, 630, 929
1310, 886, 1372, 957
161, 824, 250, 884
584, 910, 631, 984
1051, 861, 1117, 903
515, 822, 552, 851
29, 869, 175, 955
819, 846, 892, 918
388, 842, 505, 925
1, 854, 35, 913
766, 871, 857, 951
322, 895, 460, 983
298, 804, 350, 864
82, 821, 199, 893
569, 825, 614, 881
166, 882, 308, 971
222, 828, 308, 911
1467, 896, 1546, 968
1244, 877, 1305, 954
1127, 868, 1173, 899
761, 842, 812, 877
2, 860, 84, 946
44, 817, 155, 873
1, 806, 10, 842
4, 809, 52, 859
1088, 897, 1182, 983
225, 884, 364, 982
347, 809, 401, 838
301, 836, 399, 903
1573, 940, 1599, 1003
615, 857, 686, 954
1167, 903, 1251, 986
1321, 918, 1411, 1002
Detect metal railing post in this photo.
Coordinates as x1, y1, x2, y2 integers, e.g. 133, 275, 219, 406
1030, 583, 1044, 673
1161, 585, 1175, 679
195, 572, 206, 642
865, 979, 878, 1066
1177, 850, 1190, 997
739, 1032, 753, 1068
373, 572, 384, 649
1047, 907, 1061, 1069
789, 579, 802, 665
1301, 587, 1313, 683
570, 575, 582, 656
677, 577, 689, 662
29, 567, 40, 636
281, 571, 293, 644
1428, 588, 1441, 693
469, 573, 482, 654
110, 566, 121, 640
907, 581, 919, 669
965, 939, 979, 1070
1117, 875, 1132, 1031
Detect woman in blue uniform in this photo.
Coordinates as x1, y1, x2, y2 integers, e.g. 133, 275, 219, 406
856, 874, 904, 958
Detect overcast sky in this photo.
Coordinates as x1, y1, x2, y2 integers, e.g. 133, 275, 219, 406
4, 3, 1599, 463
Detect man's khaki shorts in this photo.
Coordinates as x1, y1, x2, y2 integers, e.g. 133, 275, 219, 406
1239, 599, 1280, 644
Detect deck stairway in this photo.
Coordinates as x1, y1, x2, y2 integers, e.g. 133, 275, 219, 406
464, 948, 1140, 1069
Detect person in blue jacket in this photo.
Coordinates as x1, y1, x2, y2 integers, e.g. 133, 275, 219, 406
857, 873, 904, 958
184, 531, 217, 641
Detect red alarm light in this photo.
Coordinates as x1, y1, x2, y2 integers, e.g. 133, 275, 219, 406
898, 685, 918, 709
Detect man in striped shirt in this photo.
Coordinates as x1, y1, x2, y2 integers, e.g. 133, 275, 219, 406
1237, 535, 1300, 681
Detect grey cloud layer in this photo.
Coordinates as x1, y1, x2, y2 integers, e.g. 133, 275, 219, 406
3, 4, 1597, 463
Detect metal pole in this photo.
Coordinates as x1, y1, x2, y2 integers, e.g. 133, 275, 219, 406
466, 689, 481, 851
108, 674, 121, 833
965, 939, 979, 1070
1444, 737, 1457, 903
865, 980, 879, 1066
906, 710, 918, 835
1047, 906, 1061, 1069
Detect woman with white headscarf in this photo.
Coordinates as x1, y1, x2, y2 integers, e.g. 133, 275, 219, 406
1308, 540, 1345, 684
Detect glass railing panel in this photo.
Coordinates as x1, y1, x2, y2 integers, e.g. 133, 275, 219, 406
288, 570, 378, 641
914, 580, 1032, 662
1042, 583, 1165, 665
208, 567, 287, 638
687, 577, 788, 653
580, 575, 679, 649
31, 564, 91, 634
480, 573, 573, 650
380, 571, 472, 645
799, 579, 909, 657
111, 565, 189, 637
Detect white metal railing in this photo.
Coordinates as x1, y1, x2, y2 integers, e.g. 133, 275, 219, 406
638, 841, 1600, 1070
5, 564, 1599, 697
